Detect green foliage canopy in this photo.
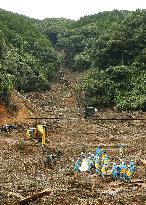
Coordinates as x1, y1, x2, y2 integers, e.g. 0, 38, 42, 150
0, 9, 62, 103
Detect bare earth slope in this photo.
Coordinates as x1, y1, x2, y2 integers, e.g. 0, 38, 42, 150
0, 69, 146, 205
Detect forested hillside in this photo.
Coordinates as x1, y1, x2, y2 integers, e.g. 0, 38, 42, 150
36, 18, 74, 46
55, 10, 145, 111
0, 9, 145, 111
0, 9, 62, 105
80, 10, 146, 111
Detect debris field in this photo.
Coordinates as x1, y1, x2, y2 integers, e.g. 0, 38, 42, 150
0, 69, 146, 205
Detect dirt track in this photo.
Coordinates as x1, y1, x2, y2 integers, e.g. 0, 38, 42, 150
0, 69, 146, 205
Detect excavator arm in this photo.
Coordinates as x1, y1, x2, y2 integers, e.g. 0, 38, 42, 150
35, 125, 46, 145
26, 125, 47, 145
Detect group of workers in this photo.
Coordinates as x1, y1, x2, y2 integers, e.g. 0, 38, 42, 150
74, 145, 135, 182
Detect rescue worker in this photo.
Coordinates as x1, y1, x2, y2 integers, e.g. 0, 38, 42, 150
87, 157, 92, 173
103, 155, 109, 175
101, 149, 107, 164
103, 155, 109, 166
125, 165, 132, 182
95, 146, 101, 157
101, 164, 106, 178
111, 162, 118, 180
120, 162, 127, 181
87, 153, 94, 173
74, 158, 82, 172
119, 144, 124, 158
79, 158, 88, 172
129, 160, 135, 173
117, 159, 123, 179
95, 156, 100, 175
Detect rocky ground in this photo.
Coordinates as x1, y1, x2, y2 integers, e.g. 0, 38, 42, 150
0, 69, 146, 205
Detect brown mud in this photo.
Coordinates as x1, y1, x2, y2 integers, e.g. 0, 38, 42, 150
0, 69, 146, 205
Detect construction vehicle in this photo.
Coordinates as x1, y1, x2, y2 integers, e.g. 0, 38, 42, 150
0, 124, 16, 133
84, 106, 97, 119
26, 124, 48, 145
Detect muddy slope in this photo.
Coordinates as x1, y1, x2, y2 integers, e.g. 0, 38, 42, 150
0, 69, 146, 205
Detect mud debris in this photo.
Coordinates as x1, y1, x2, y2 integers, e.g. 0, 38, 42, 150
0, 69, 146, 205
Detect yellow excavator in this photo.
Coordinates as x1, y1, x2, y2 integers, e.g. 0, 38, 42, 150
26, 124, 48, 145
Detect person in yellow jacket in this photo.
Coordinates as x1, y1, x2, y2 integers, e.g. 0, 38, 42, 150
94, 156, 100, 175
120, 162, 127, 181
126, 165, 132, 182
103, 156, 109, 175
101, 164, 106, 177
103, 156, 109, 166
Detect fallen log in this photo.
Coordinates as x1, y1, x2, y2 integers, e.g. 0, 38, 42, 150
15, 189, 51, 205
110, 179, 145, 187
8, 192, 24, 200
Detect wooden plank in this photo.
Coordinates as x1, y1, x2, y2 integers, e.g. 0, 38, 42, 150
16, 189, 51, 205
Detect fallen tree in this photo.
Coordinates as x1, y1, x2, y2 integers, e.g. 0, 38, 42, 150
15, 189, 51, 205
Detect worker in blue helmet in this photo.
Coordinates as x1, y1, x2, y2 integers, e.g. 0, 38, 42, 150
116, 159, 122, 179
95, 146, 101, 157
74, 158, 81, 172
87, 153, 95, 172
95, 156, 100, 175
129, 160, 135, 173
101, 164, 106, 178
126, 165, 132, 182
104, 156, 110, 176
101, 149, 108, 164
117, 159, 122, 177
129, 159, 134, 166
120, 162, 127, 181
111, 162, 118, 180
103, 155, 109, 165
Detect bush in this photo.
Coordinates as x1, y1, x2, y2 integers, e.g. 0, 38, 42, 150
81, 65, 145, 111
0, 72, 13, 104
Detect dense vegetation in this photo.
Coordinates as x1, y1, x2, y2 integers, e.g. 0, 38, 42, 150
56, 10, 129, 69
82, 10, 146, 111
0, 9, 145, 111
54, 9, 145, 111
36, 18, 74, 46
0, 9, 61, 105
